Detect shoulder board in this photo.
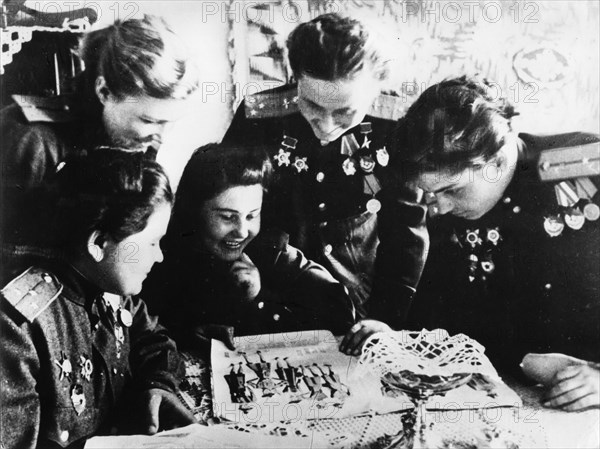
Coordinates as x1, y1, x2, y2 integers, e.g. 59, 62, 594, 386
538, 141, 600, 181
12, 94, 77, 123
244, 86, 299, 119
1, 267, 63, 323
368, 92, 405, 121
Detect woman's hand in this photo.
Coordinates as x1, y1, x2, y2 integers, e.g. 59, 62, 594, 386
229, 253, 261, 301
339, 320, 392, 356
139, 388, 196, 434
543, 363, 600, 412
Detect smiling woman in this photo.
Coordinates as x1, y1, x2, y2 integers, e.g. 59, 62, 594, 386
143, 143, 355, 354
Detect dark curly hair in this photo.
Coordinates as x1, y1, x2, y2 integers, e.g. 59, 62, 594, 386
393, 75, 518, 178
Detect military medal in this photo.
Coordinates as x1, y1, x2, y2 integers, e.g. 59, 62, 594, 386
342, 158, 357, 176
118, 309, 133, 328
70, 384, 86, 415
544, 215, 565, 237
360, 122, 372, 149
465, 229, 482, 248
359, 155, 376, 173
481, 260, 495, 273
293, 156, 308, 173
340, 134, 360, 157
366, 198, 382, 214
583, 202, 600, 221
277, 135, 296, 168
564, 208, 585, 230
275, 149, 291, 167
468, 254, 478, 282
79, 355, 93, 382
376, 147, 389, 167
55, 352, 72, 381
486, 228, 501, 245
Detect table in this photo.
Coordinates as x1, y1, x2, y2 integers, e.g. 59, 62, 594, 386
177, 350, 599, 448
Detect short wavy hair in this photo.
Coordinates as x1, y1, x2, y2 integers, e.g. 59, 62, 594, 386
287, 13, 388, 81
53, 149, 173, 248
76, 14, 198, 114
394, 75, 518, 178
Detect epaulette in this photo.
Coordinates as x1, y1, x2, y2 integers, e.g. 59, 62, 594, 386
244, 88, 406, 121
368, 92, 406, 121
1, 267, 63, 323
244, 86, 299, 119
12, 94, 77, 123
538, 140, 600, 181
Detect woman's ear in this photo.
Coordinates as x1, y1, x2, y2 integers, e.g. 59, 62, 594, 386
87, 230, 106, 262
94, 76, 111, 105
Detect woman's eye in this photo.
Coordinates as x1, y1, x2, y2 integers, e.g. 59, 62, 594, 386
220, 214, 236, 222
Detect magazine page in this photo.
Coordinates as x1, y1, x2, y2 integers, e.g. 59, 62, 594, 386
211, 330, 406, 423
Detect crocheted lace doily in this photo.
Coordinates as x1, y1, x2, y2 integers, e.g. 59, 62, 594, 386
357, 329, 499, 379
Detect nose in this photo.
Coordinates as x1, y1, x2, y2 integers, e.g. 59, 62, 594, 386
233, 219, 249, 239
154, 246, 164, 264
435, 196, 454, 215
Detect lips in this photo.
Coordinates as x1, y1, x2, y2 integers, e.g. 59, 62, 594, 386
223, 240, 244, 250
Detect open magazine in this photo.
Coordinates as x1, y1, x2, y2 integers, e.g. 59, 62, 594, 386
210, 330, 521, 423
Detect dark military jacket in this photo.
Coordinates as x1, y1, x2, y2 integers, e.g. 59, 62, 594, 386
409, 132, 600, 373
144, 229, 355, 346
222, 85, 428, 325
0, 263, 183, 449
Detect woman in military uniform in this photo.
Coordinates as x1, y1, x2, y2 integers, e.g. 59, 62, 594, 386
143, 143, 355, 353
1, 15, 198, 273
222, 13, 427, 348
0, 150, 194, 448
394, 75, 599, 412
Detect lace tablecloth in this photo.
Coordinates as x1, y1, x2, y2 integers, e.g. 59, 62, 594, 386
178, 350, 599, 448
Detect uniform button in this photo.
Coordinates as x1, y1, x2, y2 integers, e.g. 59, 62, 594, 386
257, 302, 264, 309
60, 430, 69, 442
316, 172, 325, 183
43, 273, 52, 283
512, 206, 521, 214
273, 314, 280, 321
544, 283, 552, 290
503, 197, 511, 204
323, 244, 333, 256
94, 323, 100, 331
318, 202, 326, 212
113, 368, 118, 375
319, 221, 328, 228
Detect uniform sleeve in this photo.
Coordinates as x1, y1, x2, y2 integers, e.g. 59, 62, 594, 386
369, 183, 429, 329
265, 239, 356, 335
0, 105, 65, 190
0, 300, 42, 449
126, 296, 184, 393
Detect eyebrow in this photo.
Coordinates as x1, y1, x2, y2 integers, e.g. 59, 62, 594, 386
141, 115, 169, 124
431, 184, 455, 194
213, 207, 261, 214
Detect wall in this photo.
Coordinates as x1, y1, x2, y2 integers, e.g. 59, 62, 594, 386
10, 1, 600, 187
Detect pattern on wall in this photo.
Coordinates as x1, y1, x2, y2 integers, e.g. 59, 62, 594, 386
228, 0, 599, 134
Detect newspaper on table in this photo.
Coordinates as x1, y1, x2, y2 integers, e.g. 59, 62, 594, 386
210, 329, 521, 423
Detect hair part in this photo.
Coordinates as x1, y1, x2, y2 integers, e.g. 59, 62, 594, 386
394, 75, 517, 179
287, 13, 388, 82
53, 149, 173, 249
